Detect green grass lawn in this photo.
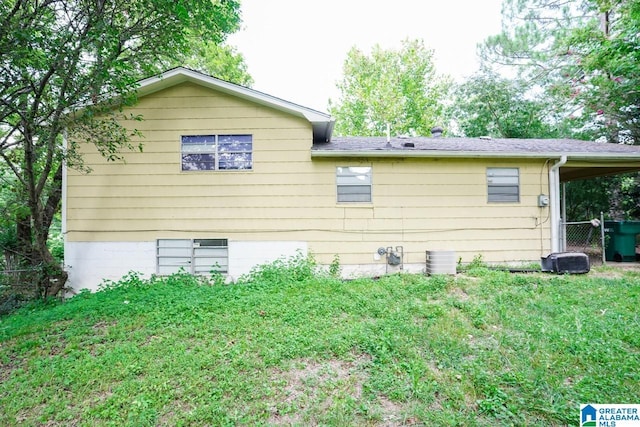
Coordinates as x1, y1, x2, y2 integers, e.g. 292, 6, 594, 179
1, 258, 639, 426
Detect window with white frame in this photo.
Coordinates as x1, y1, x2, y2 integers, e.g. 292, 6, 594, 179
157, 239, 228, 275
336, 166, 372, 203
181, 135, 252, 171
487, 168, 520, 203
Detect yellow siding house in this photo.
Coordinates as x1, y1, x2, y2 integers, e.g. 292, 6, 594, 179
63, 68, 640, 291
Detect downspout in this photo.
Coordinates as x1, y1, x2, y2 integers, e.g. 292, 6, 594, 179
61, 130, 67, 237
549, 155, 567, 253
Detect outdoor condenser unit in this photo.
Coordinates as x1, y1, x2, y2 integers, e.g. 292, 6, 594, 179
541, 252, 590, 274
425, 250, 456, 275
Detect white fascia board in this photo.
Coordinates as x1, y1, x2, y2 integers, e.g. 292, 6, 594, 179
310, 150, 640, 161
137, 67, 333, 124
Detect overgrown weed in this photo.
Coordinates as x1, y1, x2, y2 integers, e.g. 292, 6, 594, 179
236, 251, 320, 286
0, 260, 638, 426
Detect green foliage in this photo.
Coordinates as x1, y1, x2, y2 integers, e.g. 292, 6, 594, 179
472, 0, 640, 220
177, 40, 253, 86
457, 254, 491, 276
329, 39, 452, 137
1, 267, 638, 425
236, 251, 319, 286
0, 0, 242, 297
478, 0, 640, 144
563, 174, 640, 220
569, 0, 640, 143
47, 216, 64, 264
329, 254, 341, 278
451, 72, 557, 138
208, 264, 227, 287
47, 234, 64, 265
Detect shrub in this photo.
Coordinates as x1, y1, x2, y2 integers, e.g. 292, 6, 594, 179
236, 251, 319, 286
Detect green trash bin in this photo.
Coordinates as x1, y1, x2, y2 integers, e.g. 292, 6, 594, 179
604, 220, 640, 262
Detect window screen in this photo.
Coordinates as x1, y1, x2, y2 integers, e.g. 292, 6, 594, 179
337, 166, 372, 203
487, 168, 519, 203
181, 135, 252, 171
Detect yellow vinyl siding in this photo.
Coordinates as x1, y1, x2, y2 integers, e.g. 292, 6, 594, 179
66, 81, 551, 266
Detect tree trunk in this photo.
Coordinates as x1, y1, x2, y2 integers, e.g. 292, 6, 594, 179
22, 133, 68, 298
37, 241, 68, 298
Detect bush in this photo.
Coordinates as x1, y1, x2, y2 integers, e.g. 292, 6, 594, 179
236, 251, 319, 286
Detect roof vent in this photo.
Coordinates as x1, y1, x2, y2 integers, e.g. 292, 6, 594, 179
403, 142, 415, 148
479, 136, 492, 140
431, 126, 443, 138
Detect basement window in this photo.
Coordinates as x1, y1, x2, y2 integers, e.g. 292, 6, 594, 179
337, 166, 372, 203
157, 239, 228, 275
181, 135, 252, 171
487, 168, 520, 203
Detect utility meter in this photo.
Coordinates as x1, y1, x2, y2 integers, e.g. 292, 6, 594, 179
538, 194, 550, 207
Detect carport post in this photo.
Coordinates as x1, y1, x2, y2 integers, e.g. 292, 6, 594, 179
601, 211, 606, 264
562, 182, 567, 252
549, 155, 567, 253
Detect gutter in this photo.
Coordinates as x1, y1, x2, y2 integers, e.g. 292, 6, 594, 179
311, 150, 640, 161
549, 155, 568, 253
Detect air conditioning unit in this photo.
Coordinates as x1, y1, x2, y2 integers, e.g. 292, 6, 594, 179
426, 250, 456, 275
541, 252, 590, 274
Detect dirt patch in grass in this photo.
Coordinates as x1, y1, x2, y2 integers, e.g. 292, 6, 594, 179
589, 263, 640, 278
467, 333, 499, 351
91, 320, 117, 333
265, 354, 425, 425
266, 355, 373, 425
157, 401, 194, 426
376, 394, 406, 425
449, 287, 470, 301
0, 351, 22, 383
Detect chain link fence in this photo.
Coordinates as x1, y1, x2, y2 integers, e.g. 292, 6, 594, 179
562, 214, 605, 265
0, 267, 41, 314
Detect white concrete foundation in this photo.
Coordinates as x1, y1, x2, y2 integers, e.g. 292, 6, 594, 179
227, 241, 307, 280
64, 240, 309, 293
65, 239, 438, 295
339, 263, 427, 278
65, 241, 156, 293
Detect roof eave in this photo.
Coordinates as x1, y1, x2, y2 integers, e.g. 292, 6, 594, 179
138, 67, 332, 122
138, 67, 335, 142
310, 150, 640, 161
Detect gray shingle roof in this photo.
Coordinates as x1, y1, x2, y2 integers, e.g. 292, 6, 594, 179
312, 136, 640, 158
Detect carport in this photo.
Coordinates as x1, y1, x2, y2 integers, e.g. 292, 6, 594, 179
551, 155, 640, 255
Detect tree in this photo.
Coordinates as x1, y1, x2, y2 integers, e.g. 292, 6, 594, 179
478, 0, 640, 144
0, 0, 242, 297
329, 39, 452, 137
563, 172, 640, 221
451, 72, 555, 138
153, 31, 253, 86
475, 0, 640, 221
564, 0, 640, 143
179, 39, 253, 86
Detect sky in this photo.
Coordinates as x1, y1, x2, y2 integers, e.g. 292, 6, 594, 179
228, 0, 505, 112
